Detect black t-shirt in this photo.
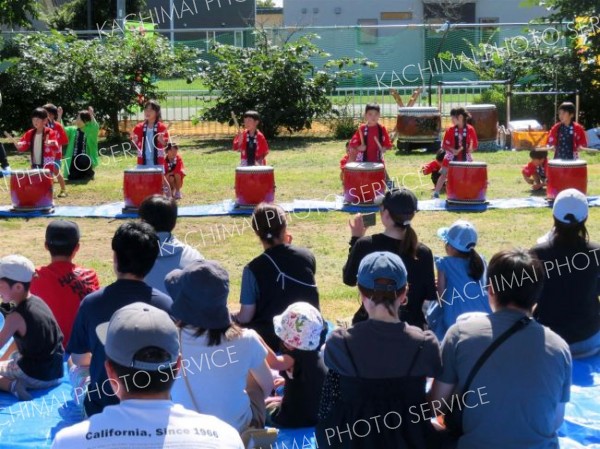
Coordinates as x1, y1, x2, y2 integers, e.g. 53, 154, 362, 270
531, 239, 600, 344
14, 295, 64, 381
342, 233, 436, 328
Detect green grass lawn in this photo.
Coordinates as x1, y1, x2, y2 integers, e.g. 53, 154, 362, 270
1, 138, 599, 320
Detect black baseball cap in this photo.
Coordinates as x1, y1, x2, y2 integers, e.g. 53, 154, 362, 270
382, 188, 418, 215
45, 220, 80, 247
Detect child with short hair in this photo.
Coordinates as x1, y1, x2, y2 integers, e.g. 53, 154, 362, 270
164, 143, 186, 199
266, 302, 327, 428
0, 255, 64, 401
233, 110, 269, 166
522, 149, 549, 191
347, 104, 393, 163
16, 108, 62, 190
63, 106, 99, 181
427, 220, 491, 341
43, 104, 69, 197
421, 148, 445, 188
546, 101, 588, 160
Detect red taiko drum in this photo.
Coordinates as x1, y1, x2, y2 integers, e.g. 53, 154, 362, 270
343, 162, 386, 204
235, 165, 275, 206
467, 104, 498, 143
396, 107, 441, 143
447, 161, 488, 203
547, 160, 587, 200
123, 168, 164, 209
10, 169, 54, 212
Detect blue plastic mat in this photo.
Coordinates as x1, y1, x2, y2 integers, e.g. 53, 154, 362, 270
2, 196, 600, 219
0, 353, 598, 448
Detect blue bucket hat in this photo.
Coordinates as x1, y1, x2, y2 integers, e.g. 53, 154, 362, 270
437, 220, 478, 253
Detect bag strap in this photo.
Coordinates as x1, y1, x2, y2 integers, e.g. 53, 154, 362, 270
463, 316, 531, 393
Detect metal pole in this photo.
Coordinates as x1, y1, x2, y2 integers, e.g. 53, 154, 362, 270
428, 22, 451, 107
116, 0, 125, 30
575, 91, 580, 123
170, 0, 175, 46
437, 81, 442, 114
506, 82, 511, 126
87, 0, 93, 31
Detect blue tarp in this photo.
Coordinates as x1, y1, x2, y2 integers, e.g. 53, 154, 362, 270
2, 196, 600, 219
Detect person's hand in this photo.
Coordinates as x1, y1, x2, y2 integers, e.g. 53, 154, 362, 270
57, 107, 63, 121
88, 106, 94, 116
273, 377, 286, 389
157, 133, 166, 146
357, 144, 367, 153
349, 214, 367, 238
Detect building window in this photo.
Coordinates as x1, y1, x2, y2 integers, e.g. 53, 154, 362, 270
357, 19, 378, 44
381, 12, 413, 21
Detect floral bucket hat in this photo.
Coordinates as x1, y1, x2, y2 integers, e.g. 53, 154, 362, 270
273, 302, 324, 351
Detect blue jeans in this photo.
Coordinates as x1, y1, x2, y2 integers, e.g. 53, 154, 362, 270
570, 329, 600, 359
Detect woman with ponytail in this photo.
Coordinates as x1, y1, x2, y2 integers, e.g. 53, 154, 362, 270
234, 203, 320, 351
427, 219, 490, 341
343, 188, 436, 329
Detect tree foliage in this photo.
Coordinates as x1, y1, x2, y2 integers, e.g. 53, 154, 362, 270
0, 0, 39, 29
256, 0, 276, 8
198, 31, 376, 138
0, 31, 200, 135
48, 0, 147, 31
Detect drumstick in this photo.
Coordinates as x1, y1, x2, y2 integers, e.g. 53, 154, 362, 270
3, 131, 19, 146
359, 125, 365, 147
231, 111, 241, 130
580, 147, 600, 153
389, 89, 404, 107
407, 87, 423, 107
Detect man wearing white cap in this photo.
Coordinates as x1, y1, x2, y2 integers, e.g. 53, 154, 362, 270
532, 188, 600, 358
52, 302, 244, 449
0, 255, 64, 401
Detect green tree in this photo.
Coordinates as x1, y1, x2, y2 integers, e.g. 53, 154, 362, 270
198, 31, 375, 138
0, 31, 200, 135
257, 0, 276, 8
48, 0, 147, 31
0, 0, 39, 29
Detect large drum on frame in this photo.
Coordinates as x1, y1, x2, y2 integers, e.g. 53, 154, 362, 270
343, 162, 386, 204
467, 104, 498, 143
447, 161, 488, 203
123, 167, 164, 210
547, 160, 587, 200
235, 165, 275, 206
10, 169, 53, 212
396, 107, 441, 143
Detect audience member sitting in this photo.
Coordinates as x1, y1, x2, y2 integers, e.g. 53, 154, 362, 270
139, 195, 204, 294
317, 251, 441, 449
430, 248, 572, 449
52, 302, 244, 448
531, 188, 600, 358
234, 203, 319, 351
67, 222, 172, 417
31, 220, 100, 347
0, 255, 64, 401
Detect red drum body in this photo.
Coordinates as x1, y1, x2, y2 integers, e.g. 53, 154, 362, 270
10, 169, 53, 211
235, 166, 275, 206
467, 104, 498, 142
547, 160, 587, 200
343, 162, 386, 204
447, 162, 488, 203
396, 107, 441, 143
123, 168, 164, 209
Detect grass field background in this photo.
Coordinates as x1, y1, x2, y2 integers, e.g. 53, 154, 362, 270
1, 138, 599, 320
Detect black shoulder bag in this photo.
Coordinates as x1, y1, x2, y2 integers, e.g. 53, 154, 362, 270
445, 316, 532, 437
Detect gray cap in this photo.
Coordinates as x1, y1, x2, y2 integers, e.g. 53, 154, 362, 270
165, 260, 231, 329
96, 302, 179, 371
0, 255, 35, 283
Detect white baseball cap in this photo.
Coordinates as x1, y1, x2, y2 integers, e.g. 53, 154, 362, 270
553, 188, 588, 224
0, 255, 35, 283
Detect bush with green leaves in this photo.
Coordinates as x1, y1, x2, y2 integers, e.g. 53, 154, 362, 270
197, 30, 376, 138
0, 0, 39, 29
0, 31, 200, 135
48, 0, 147, 31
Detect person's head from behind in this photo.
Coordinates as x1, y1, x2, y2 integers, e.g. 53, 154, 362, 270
450, 107, 470, 127
243, 110, 261, 132
31, 108, 48, 131
487, 248, 543, 311
558, 102, 576, 125
111, 221, 159, 278
251, 203, 288, 247
529, 149, 548, 166
551, 188, 589, 245
0, 255, 35, 302
97, 302, 180, 399
165, 143, 179, 159
357, 251, 408, 319
364, 104, 381, 125
274, 302, 324, 352
380, 188, 419, 258
435, 148, 445, 163
42, 103, 58, 121
144, 100, 162, 123
437, 220, 485, 280
166, 260, 239, 347
139, 195, 178, 234
45, 220, 80, 260
75, 110, 92, 129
